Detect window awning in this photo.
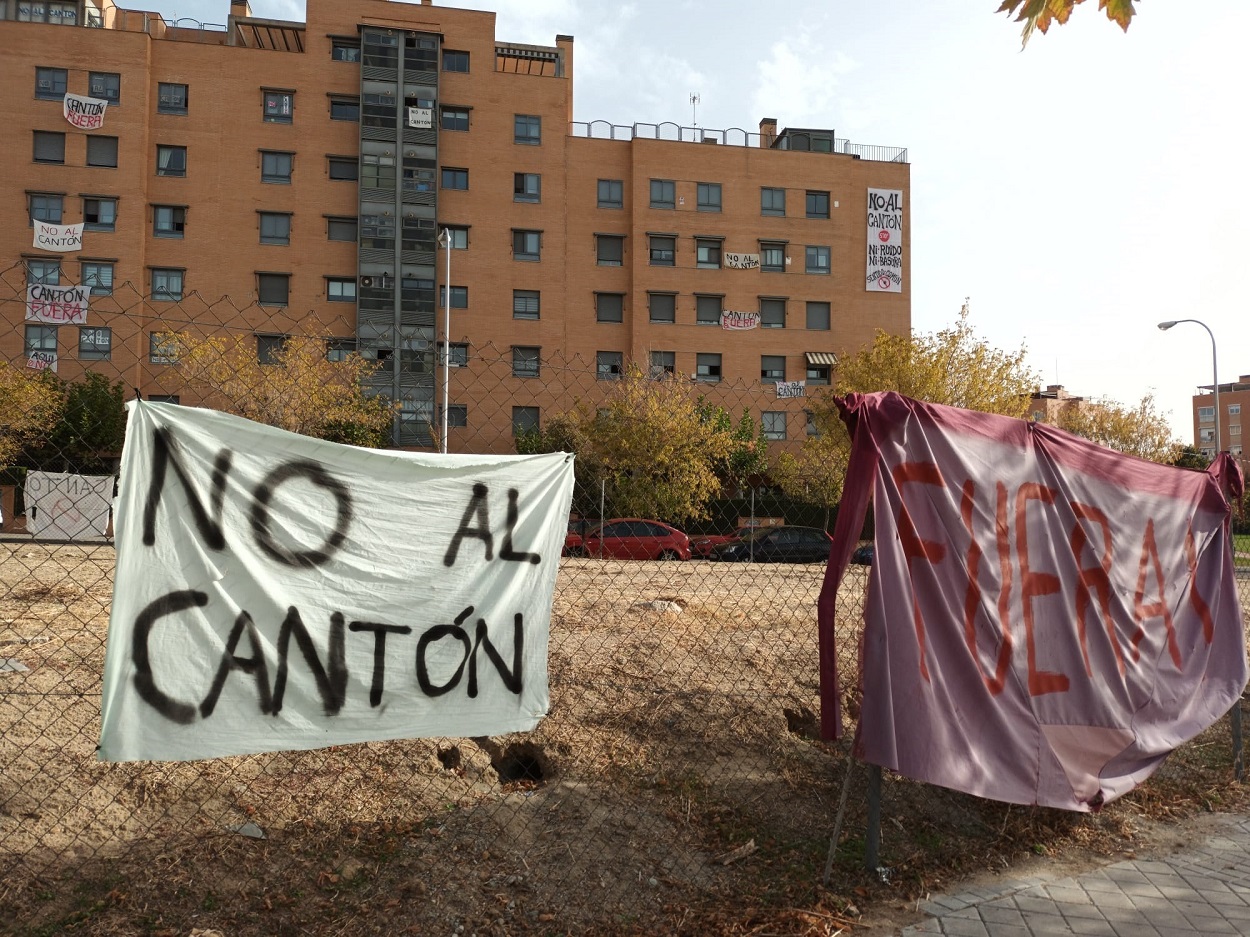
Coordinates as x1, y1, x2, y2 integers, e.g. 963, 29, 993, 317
806, 352, 838, 366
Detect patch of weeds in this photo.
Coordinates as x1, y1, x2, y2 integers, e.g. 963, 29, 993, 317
201, 892, 220, 912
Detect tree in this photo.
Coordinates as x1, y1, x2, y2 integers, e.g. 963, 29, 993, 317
694, 402, 768, 495
1047, 392, 1180, 463
1172, 446, 1210, 470
0, 364, 65, 467
171, 332, 394, 446
22, 371, 126, 474
519, 366, 739, 523
770, 423, 849, 530
999, 0, 1138, 46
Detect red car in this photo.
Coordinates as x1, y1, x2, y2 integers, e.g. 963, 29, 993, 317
690, 526, 759, 559
579, 518, 691, 561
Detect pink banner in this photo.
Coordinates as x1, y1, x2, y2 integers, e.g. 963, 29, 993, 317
818, 392, 1247, 811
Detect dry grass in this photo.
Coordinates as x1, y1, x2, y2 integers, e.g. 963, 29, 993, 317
0, 543, 1245, 935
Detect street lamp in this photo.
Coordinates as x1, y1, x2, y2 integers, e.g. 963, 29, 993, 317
1157, 319, 1220, 455
437, 227, 452, 454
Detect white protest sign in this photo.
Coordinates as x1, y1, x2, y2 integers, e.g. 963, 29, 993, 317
724, 252, 760, 270
26, 284, 89, 325
63, 92, 108, 130
866, 188, 903, 293
99, 402, 575, 762
721, 310, 760, 330
26, 351, 57, 373
776, 381, 806, 399
33, 221, 84, 253
407, 106, 433, 128
24, 472, 114, 540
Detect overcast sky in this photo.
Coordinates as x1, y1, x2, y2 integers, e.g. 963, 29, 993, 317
152, 0, 1250, 442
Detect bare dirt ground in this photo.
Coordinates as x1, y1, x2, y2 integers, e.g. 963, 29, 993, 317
1, 542, 1246, 936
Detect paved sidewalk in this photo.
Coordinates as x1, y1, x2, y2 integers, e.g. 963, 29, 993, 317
902, 816, 1250, 936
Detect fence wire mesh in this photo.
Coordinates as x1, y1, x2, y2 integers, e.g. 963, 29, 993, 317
1, 262, 1247, 934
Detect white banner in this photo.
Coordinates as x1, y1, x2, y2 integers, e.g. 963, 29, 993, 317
724, 252, 760, 270
99, 402, 575, 762
24, 472, 114, 540
776, 381, 806, 399
63, 92, 108, 130
407, 106, 433, 128
26, 284, 89, 325
26, 351, 57, 373
866, 188, 903, 293
32, 220, 84, 253
721, 310, 760, 331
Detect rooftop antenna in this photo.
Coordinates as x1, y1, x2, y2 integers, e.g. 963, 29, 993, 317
690, 92, 700, 127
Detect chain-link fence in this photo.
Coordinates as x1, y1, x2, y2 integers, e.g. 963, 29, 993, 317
2, 261, 1248, 934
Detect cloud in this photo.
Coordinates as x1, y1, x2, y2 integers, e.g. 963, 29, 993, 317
750, 35, 857, 129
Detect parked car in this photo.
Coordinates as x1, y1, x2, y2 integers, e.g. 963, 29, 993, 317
690, 525, 759, 559
850, 543, 875, 566
708, 525, 833, 563
563, 518, 596, 557
581, 518, 691, 561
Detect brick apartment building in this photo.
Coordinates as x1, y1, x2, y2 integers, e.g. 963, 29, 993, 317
1, 0, 911, 449
1188, 378, 1250, 462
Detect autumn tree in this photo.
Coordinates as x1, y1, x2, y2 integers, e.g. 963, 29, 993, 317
1172, 446, 1210, 470
21, 371, 126, 474
1000, 0, 1138, 45
694, 402, 768, 494
770, 416, 849, 529
0, 364, 65, 467
1047, 392, 1180, 463
171, 331, 394, 446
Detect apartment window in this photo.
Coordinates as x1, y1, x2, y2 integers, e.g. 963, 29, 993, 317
695, 294, 722, 325
696, 353, 722, 383
444, 226, 469, 249
648, 292, 676, 324
806, 245, 831, 275
149, 331, 179, 363
513, 290, 540, 319
513, 229, 541, 261
82, 197, 116, 230
441, 106, 469, 131
1230, 404, 1242, 416
257, 273, 289, 306
597, 351, 623, 381
1198, 406, 1215, 423
331, 39, 361, 62
33, 131, 65, 164
437, 342, 468, 368
513, 346, 540, 378
596, 235, 624, 266
29, 194, 63, 223
514, 172, 540, 203
1200, 428, 1216, 443
257, 334, 287, 365
696, 239, 722, 269
514, 114, 541, 145
439, 285, 468, 308
761, 187, 785, 216
441, 404, 468, 428
598, 179, 623, 209
327, 217, 357, 241
78, 326, 112, 360
261, 151, 293, 183
325, 339, 356, 362
27, 260, 61, 285
650, 179, 675, 209
328, 156, 358, 180
806, 301, 831, 330
258, 212, 291, 245
806, 190, 830, 219
760, 298, 786, 329
763, 412, 787, 441
157, 83, 188, 115
330, 96, 360, 121
442, 167, 468, 190
806, 411, 820, 437
649, 235, 675, 266
156, 144, 187, 177
760, 243, 785, 273
697, 183, 722, 212
807, 364, 830, 385
153, 205, 185, 238
25, 325, 57, 359
326, 277, 357, 302
35, 67, 68, 99
761, 355, 786, 383
596, 293, 624, 323
89, 72, 121, 104
86, 136, 118, 168
150, 269, 183, 301
443, 50, 470, 72
81, 262, 114, 296
1232, 424, 1243, 437
263, 90, 293, 123
1232, 445, 1244, 456
650, 351, 676, 378
513, 406, 540, 436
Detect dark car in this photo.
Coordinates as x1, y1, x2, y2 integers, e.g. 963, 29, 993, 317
690, 525, 758, 559
708, 526, 833, 563
581, 518, 691, 561
851, 543, 875, 566
563, 518, 597, 557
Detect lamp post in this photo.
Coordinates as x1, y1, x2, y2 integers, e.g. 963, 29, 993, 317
437, 227, 452, 454
1157, 318, 1241, 779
